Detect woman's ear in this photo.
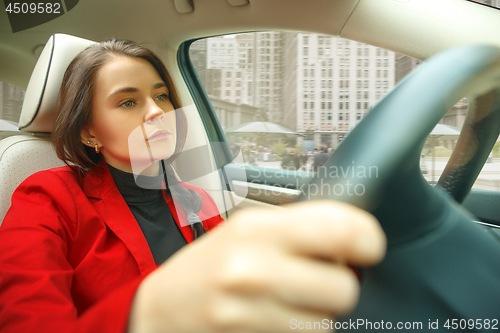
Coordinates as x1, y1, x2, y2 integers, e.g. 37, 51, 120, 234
80, 127, 99, 147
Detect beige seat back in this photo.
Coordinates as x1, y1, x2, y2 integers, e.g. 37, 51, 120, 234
0, 34, 96, 224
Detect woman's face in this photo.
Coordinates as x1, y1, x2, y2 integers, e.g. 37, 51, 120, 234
82, 56, 177, 175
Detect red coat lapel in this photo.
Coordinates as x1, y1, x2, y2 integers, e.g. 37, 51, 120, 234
82, 162, 156, 275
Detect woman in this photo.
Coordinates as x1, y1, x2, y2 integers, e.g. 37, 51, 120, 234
0, 40, 386, 333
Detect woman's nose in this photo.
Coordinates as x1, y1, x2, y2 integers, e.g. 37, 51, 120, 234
144, 100, 165, 123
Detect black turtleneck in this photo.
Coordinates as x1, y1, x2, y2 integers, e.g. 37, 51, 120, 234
107, 164, 188, 264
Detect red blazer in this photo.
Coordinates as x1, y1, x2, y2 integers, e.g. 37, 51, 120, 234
0, 162, 224, 333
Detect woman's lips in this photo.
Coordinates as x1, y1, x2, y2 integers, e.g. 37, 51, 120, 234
146, 129, 172, 142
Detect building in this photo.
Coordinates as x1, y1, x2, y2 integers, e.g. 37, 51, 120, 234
206, 36, 238, 70
395, 54, 421, 84
283, 33, 396, 148
250, 32, 285, 124
202, 32, 285, 126
282, 32, 299, 138
210, 97, 259, 129
0, 82, 24, 123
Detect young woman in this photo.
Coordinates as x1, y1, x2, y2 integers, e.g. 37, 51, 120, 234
0, 40, 386, 333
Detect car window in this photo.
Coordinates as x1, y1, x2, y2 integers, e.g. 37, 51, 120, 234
188, 32, 500, 196
189, 33, 396, 188
193, 32, 500, 196
0, 82, 24, 140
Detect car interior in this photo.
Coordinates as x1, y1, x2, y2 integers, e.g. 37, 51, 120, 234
1, 0, 500, 327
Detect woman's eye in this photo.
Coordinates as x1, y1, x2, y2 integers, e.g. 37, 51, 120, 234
120, 100, 135, 108
155, 93, 169, 101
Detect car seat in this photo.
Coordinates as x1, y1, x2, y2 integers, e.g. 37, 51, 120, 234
0, 34, 96, 224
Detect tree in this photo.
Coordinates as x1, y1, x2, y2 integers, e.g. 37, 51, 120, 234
272, 143, 288, 156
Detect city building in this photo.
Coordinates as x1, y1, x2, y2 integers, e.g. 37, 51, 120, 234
0, 82, 24, 123
210, 97, 259, 129
283, 33, 396, 148
200, 32, 285, 126
395, 54, 421, 84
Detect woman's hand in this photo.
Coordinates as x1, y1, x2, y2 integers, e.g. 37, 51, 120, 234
129, 200, 386, 333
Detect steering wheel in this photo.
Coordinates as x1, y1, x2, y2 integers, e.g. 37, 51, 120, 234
297, 45, 500, 325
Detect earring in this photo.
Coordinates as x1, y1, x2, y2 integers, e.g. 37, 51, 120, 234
87, 141, 93, 145
95, 144, 101, 154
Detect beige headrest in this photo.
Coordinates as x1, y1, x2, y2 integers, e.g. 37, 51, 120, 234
19, 34, 96, 133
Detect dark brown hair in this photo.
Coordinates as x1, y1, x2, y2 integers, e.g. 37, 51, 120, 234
53, 39, 206, 237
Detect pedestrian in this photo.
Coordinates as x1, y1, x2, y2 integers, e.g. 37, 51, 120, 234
300, 150, 308, 170
313, 145, 330, 172
281, 147, 300, 170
